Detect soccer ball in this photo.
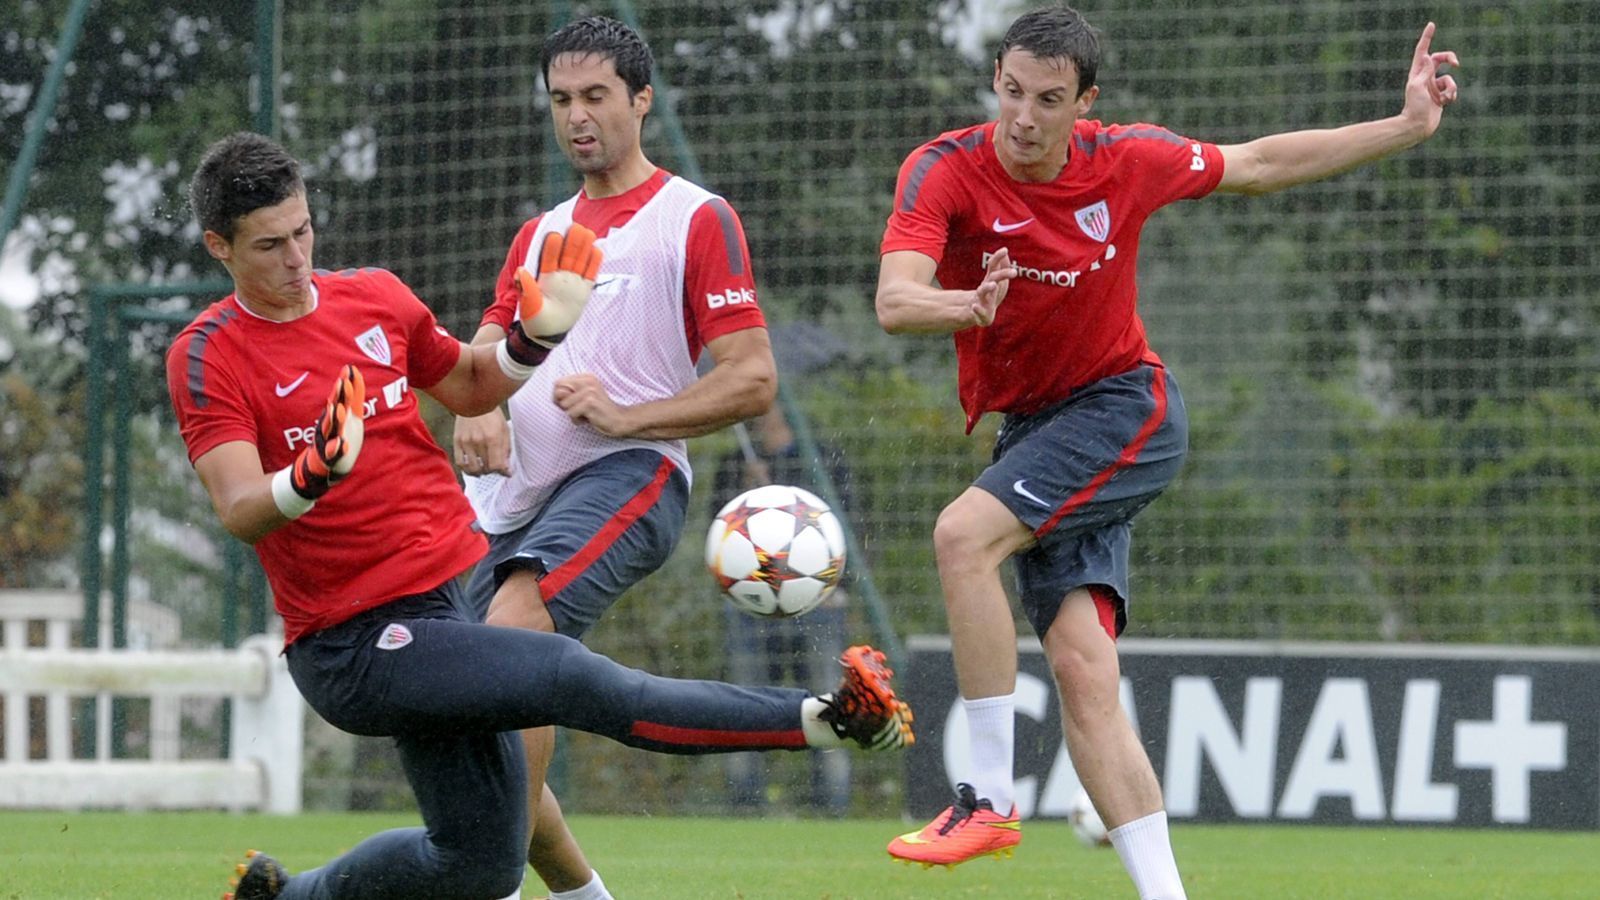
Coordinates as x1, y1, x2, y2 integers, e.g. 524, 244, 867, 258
705, 484, 846, 618
1068, 787, 1111, 847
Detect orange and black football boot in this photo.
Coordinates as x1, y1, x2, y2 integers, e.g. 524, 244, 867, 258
818, 645, 915, 750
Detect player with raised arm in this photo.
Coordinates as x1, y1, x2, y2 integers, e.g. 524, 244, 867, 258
167, 131, 912, 900
450, 16, 780, 899
875, 7, 1457, 898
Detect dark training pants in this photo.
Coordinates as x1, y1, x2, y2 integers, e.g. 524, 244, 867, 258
278, 583, 810, 899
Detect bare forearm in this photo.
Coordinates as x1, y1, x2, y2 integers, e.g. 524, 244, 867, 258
426, 337, 532, 416
194, 444, 297, 544
435, 321, 508, 422
446, 342, 530, 416
621, 361, 776, 440
213, 481, 288, 543
1222, 116, 1429, 195
875, 279, 981, 334
471, 322, 506, 345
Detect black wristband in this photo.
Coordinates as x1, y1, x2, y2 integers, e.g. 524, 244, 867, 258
505, 324, 555, 367
289, 452, 333, 500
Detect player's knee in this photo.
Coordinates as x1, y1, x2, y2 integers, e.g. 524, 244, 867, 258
933, 493, 1026, 569
1050, 645, 1100, 692
433, 845, 526, 898
453, 864, 524, 900
1049, 642, 1120, 719
932, 503, 988, 564
487, 570, 554, 632
546, 637, 645, 729
1046, 613, 1120, 707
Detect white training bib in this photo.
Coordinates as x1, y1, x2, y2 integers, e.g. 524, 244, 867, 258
467, 177, 712, 533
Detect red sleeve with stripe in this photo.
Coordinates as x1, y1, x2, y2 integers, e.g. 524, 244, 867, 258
682, 198, 764, 357
479, 216, 543, 333
879, 140, 964, 264
378, 271, 464, 390
1111, 122, 1225, 211
166, 317, 257, 463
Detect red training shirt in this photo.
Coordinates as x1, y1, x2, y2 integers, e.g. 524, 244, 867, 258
881, 119, 1224, 430
166, 268, 486, 644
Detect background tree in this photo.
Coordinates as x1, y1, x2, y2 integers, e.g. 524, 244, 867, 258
0, 302, 82, 587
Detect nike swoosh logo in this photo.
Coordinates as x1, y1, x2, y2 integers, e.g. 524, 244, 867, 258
1013, 479, 1052, 508
895, 832, 931, 845
275, 372, 310, 397
992, 217, 1034, 233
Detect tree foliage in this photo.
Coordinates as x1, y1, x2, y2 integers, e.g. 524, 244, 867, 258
3, 1, 256, 340
0, 303, 82, 587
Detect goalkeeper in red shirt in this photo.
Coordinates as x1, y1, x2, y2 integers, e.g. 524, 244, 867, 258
876, 6, 1457, 896
168, 131, 912, 900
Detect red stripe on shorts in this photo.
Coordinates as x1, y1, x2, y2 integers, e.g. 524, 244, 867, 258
1091, 584, 1121, 641
1035, 368, 1170, 539
539, 457, 676, 600
629, 720, 809, 749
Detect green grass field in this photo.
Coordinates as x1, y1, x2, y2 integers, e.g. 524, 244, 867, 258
3, 810, 1594, 899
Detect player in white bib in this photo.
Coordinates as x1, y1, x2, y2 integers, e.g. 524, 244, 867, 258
451, 16, 777, 900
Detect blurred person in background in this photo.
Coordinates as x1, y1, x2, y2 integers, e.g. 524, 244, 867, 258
874, 5, 1457, 897
450, 15, 778, 900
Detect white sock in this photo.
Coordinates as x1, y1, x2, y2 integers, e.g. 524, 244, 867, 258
1108, 810, 1187, 900
550, 870, 612, 900
802, 696, 846, 747
961, 692, 1016, 813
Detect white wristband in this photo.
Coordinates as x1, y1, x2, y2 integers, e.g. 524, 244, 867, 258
271, 466, 316, 520
496, 339, 536, 381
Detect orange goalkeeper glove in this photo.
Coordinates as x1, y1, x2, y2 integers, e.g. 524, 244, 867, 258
499, 223, 603, 378
272, 365, 365, 518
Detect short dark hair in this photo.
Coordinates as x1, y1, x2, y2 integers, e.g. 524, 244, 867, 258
997, 5, 1101, 96
540, 15, 654, 97
188, 132, 304, 240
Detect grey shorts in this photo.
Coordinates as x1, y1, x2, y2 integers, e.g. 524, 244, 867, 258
972, 364, 1188, 638
464, 449, 689, 639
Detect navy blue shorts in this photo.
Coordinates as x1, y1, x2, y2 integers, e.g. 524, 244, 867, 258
972, 363, 1188, 638
464, 448, 689, 637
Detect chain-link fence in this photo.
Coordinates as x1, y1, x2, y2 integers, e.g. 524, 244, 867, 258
268, 0, 1600, 652
7, 0, 1598, 812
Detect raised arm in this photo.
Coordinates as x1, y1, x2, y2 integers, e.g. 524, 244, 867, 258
427, 332, 536, 419
1216, 22, 1459, 196
195, 366, 365, 542
427, 223, 602, 417
875, 249, 1018, 335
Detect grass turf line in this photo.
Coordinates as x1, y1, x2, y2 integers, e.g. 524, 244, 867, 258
2, 811, 1596, 899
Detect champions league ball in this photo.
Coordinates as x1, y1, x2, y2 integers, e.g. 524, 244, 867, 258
1069, 787, 1112, 847
705, 484, 846, 618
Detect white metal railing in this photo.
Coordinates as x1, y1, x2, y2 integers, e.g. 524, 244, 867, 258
0, 590, 302, 813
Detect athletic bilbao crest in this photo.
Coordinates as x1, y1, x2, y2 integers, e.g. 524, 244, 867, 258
376, 623, 413, 650
354, 324, 392, 366
1074, 200, 1111, 242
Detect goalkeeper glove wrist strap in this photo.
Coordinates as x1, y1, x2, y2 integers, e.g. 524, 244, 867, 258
271, 466, 317, 520
497, 327, 554, 381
